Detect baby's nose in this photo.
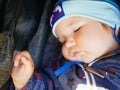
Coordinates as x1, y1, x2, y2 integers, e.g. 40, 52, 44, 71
65, 38, 75, 48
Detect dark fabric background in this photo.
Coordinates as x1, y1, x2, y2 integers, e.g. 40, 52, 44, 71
0, 0, 59, 89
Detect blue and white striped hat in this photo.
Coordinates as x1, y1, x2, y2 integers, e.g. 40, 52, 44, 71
50, 0, 120, 37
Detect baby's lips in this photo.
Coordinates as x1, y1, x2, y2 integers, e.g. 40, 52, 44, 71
70, 51, 85, 57
70, 51, 79, 57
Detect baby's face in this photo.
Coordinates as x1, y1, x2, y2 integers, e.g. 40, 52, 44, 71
55, 16, 115, 63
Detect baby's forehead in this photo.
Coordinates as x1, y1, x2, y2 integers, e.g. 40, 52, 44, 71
50, 0, 120, 37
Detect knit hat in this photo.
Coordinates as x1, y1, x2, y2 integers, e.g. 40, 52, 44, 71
50, 0, 120, 37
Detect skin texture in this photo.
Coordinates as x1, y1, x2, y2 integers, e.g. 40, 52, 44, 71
55, 16, 119, 63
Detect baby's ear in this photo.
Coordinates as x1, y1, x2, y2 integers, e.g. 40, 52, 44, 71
118, 27, 120, 39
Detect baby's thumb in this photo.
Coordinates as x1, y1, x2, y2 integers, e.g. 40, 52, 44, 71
21, 56, 34, 69
21, 56, 34, 75
21, 56, 28, 65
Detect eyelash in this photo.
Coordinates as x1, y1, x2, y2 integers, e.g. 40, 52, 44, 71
74, 27, 80, 32
59, 27, 81, 44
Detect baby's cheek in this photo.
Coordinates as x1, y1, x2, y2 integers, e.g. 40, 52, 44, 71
62, 46, 74, 61
62, 46, 69, 59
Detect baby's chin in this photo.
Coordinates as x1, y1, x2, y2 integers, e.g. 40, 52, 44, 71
67, 57, 96, 64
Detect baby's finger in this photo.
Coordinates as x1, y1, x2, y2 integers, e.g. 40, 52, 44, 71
21, 55, 34, 68
20, 51, 34, 70
20, 51, 32, 60
21, 56, 28, 65
12, 50, 21, 62
13, 52, 23, 67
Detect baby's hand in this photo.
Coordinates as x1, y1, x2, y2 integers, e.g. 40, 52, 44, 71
11, 50, 34, 90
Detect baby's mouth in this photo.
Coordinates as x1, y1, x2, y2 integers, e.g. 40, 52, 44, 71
70, 51, 85, 57
70, 51, 79, 57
